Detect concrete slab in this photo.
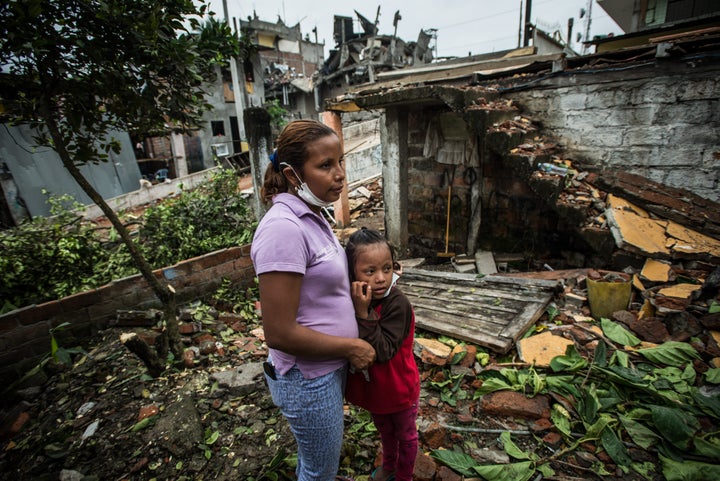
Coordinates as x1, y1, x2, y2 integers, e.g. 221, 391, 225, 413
210, 362, 265, 396
475, 250, 498, 275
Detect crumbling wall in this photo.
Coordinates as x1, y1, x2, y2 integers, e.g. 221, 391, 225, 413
0, 246, 255, 388
402, 106, 561, 259
505, 64, 720, 202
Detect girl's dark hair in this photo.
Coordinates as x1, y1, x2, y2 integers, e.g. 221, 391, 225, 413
345, 228, 396, 282
261, 119, 338, 204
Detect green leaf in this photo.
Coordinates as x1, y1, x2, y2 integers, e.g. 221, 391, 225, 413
205, 430, 220, 445
472, 461, 536, 481
551, 404, 573, 438
601, 318, 641, 347
635, 342, 700, 367
430, 449, 477, 477
583, 412, 613, 440
618, 413, 661, 450
500, 431, 535, 461
474, 377, 513, 396
129, 416, 155, 432
709, 300, 720, 314
704, 368, 720, 384
549, 345, 588, 372
600, 424, 632, 470
660, 455, 720, 481
650, 405, 698, 451
693, 436, 720, 459
594, 340, 608, 367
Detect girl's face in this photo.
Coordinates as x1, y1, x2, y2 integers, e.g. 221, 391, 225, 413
353, 243, 394, 299
287, 134, 345, 208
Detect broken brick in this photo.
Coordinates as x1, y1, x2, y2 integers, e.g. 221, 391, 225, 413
481, 391, 551, 419
419, 421, 447, 450
413, 338, 452, 366
413, 451, 438, 481
138, 404, 159, 422
437, 465, 462, 481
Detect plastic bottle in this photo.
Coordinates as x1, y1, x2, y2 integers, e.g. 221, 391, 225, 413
538, 162, 569, 176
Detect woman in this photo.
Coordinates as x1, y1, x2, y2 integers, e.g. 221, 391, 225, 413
250, 119, 376, 481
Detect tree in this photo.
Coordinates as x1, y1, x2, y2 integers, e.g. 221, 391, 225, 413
0, 0, 246, 370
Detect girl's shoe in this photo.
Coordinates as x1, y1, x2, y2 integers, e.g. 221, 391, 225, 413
370, 467, 396, 481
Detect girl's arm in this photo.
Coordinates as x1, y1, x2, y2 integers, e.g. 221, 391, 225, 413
357, 290, 413, 363
258, 271, 376, 370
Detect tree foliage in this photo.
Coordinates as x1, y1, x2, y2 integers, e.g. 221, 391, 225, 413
0, 0, 247, 364
0, 169, 255, 314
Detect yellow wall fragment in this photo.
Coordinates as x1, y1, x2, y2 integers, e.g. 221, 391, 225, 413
607, 194, 648, 217
657, 283, 702, 299
516, 331, 575, 368
640, 259, 672, 283
607, 207, 670, 256
638, 298, 655, 320
665, 220, 720, 258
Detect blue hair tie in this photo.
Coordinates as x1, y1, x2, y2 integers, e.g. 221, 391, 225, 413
269, 150, 279, 171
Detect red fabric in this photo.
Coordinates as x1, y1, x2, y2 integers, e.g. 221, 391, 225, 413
345, 301, 419, 415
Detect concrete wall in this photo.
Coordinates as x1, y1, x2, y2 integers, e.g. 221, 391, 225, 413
343, 117, 382, 183
505, 63, 720, 202
79, 167, 219, 220
0, 245, 256, 388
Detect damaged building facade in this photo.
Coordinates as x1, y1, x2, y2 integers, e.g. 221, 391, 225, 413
327, 10, 720, 272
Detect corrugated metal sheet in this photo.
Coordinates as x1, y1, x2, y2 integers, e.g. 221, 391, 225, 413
0, 124, 142, 217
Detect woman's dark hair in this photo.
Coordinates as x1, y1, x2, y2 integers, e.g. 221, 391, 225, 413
261, 119, 338, 204
345, 228, 396, 282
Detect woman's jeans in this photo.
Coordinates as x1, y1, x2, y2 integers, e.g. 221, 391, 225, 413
372, 404, 418, 481
265, 364, 345, 481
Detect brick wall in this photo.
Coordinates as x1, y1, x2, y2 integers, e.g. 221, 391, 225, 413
0, 245, 256, 387
506, 64, 720, 202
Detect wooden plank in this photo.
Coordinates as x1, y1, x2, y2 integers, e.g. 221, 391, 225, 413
412, 306, 514, 352
397, 268, 555, 353
401, 279, 552, 304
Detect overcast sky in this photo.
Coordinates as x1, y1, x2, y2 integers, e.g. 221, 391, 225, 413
206, 0, 622, 58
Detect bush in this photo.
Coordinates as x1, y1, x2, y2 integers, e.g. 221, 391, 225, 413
0, 194, 103, 312
138, 168, 256, 267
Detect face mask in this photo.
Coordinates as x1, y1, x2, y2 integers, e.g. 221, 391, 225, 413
281, 163, 333, 208
383, 272, 400, 298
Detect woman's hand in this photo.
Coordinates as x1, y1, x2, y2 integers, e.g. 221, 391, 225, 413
347, 338, 376, 371
351, 281, 372, 318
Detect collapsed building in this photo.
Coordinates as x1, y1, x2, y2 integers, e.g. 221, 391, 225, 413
325, 18, 720, 273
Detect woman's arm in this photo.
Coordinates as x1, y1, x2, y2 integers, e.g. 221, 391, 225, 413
258, 271, 376, 370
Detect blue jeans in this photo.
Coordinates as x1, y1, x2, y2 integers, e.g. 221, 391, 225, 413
265, 364, 346, 481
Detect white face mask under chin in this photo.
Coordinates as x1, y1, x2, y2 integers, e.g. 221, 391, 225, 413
282, 163, 333, 208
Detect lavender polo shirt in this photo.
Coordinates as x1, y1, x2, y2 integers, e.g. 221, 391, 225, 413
250, 193, 358, 379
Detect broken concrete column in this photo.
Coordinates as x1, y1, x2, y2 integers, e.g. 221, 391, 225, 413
322, 110, 350, 227
243, 107, 273, 219
382, 106, 409, 255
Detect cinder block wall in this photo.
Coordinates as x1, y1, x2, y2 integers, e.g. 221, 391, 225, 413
506, 64, 720, 202
0, 245, 255, 387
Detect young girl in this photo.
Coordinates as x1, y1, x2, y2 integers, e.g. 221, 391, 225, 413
344, 229, 420, 481
251, 119, 375, 481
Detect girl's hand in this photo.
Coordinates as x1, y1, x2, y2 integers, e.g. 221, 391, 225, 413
351, 281, 372, 318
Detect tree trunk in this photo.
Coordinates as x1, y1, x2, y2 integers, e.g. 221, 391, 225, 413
43, 116, 185, 368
